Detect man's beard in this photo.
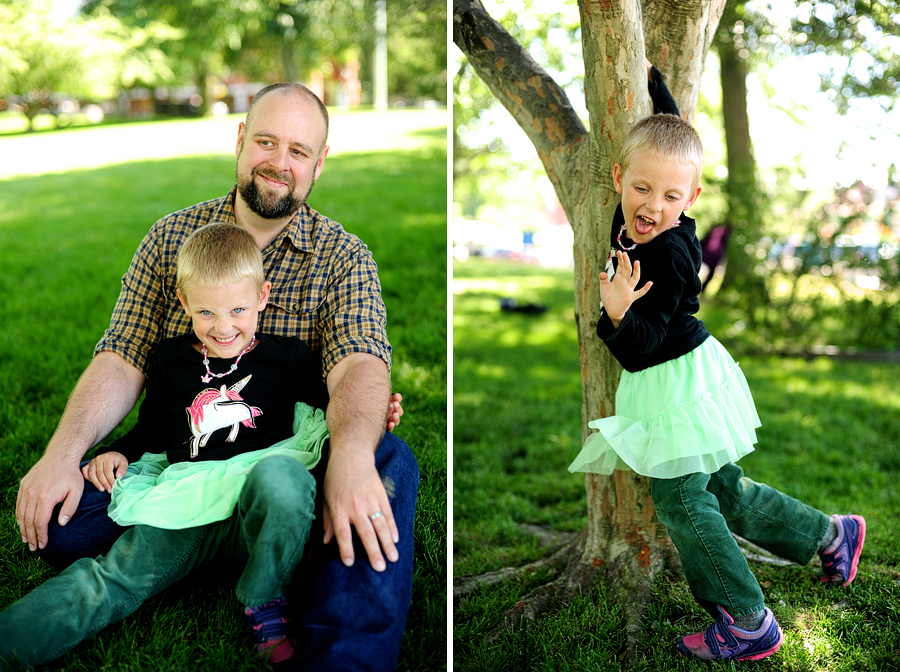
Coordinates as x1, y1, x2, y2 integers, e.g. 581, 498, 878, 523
236, 165, 315, 220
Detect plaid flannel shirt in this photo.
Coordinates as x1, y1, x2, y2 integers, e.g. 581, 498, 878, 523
95, 186, 391, 382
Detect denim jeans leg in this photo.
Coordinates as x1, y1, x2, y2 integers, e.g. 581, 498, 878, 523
229, 455, 317, 606
708, 462, 829, 565
0, 522, 223, 668
291, 432, 420, 672
36, 463, 129, 568
652, 471, 766, 618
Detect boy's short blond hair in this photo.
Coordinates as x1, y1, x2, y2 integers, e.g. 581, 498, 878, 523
176, 223, 265, 297
620, 113, 703, 189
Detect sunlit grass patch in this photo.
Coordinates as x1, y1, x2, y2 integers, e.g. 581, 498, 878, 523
453, 256, 900, 671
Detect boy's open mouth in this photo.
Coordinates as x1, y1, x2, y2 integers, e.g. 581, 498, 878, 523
635, 214, 656, 236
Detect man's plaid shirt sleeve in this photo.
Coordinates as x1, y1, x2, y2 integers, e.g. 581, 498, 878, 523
94, 227, 168, 375
317, 239, 391, 376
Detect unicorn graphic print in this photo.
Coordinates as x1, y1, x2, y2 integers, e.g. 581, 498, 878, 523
185, 375, 262, 458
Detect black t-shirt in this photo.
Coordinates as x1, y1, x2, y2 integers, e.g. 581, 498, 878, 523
596, 206, 710, 372
100, 333, 328, 464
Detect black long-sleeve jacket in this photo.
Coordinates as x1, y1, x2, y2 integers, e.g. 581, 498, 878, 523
595, 66, 711, 372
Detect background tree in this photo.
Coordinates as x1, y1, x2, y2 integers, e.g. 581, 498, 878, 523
454, 0, 726, 647
83, 0, 446, 110
384, 0, 448, 105
712, 0, 899, 313
84, 0, 249, 115
713, 1, 768, 311
0, 0, 167, 131
228, 0, 315, 85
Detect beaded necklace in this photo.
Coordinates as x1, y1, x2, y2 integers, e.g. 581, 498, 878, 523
200, 334, 256, 383
616, 223, 637, 251
615, 219, 681, 252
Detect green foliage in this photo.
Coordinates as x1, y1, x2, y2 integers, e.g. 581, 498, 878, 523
785, 0, 900, 112
0, 120, 446, 670
83, 0, 446, 107
453, 258, 900, 671
386, 0, 448, 105
716, 1, 900, 111
712, 171, 900, 352
0, 0, 170, 128
453, 0, 581, 220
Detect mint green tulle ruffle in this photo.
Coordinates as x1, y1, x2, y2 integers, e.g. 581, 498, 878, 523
568, 337, 760, 479
108, 402, 328, 529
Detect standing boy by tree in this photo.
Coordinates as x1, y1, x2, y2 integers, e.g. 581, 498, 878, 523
569, 74, 865, 663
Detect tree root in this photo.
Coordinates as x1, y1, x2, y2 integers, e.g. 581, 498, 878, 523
732, 533, 794, 567
455, 526, 795, 650
453, 528, 583, 600
480, 529, 591, 644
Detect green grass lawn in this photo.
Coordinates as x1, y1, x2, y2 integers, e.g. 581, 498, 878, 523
454, 257, 900, 671
0, 126, 447, 670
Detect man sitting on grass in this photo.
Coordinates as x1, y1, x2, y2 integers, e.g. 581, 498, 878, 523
14, 83, 417, 672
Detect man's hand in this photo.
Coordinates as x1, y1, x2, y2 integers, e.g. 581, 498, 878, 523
325, 353, 397, 571
600, 250, 653, 328
81, 451, 129, 494
15, 351, 146, 553
386, 392, 404, 432
16, 453, 85, 552
321, 448, 399, 572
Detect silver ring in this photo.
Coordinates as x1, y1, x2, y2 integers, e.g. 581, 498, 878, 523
369, 511, 383, 521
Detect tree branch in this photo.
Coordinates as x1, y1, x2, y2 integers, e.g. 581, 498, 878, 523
577, 0, 651, 216
643, 0, 727, 119
453, 0, 588, 213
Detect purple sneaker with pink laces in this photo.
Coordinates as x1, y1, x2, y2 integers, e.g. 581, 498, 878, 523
678, 605, 783, 662
244, 595, 295, 664
819, 514, 866, 587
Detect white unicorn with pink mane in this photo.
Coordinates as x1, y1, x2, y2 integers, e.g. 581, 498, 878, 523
185, 375, 262, 458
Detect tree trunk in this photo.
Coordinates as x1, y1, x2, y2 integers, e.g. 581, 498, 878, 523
714, 5, 768, 312
454, 0, 724, 645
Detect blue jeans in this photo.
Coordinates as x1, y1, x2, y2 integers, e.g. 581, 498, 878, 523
0, 454, 316, 667
651, 462, 829, 618
19, 433, 419, 671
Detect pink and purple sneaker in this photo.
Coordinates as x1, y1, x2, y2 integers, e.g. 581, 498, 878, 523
678, 604, 783, 662
819, 514, 866, 587
245, 595, 295, 664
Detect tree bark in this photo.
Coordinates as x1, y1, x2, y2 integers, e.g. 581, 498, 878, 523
714, 4, 768, 308
454, 0, 725, 645
643, 0, 725, 119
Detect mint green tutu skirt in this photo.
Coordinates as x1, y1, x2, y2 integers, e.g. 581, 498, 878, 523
108, 402, 328, 529
568, 337, 760, 478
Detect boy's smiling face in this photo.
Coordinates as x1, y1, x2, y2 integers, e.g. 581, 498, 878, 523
177, 279, 271, 359
613, 151, 702, 245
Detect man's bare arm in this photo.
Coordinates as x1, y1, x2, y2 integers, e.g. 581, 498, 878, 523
16, 351, 145, 551
323, 352, 399, 572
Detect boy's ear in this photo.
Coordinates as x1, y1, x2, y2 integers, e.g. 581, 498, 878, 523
176, 289, 191, 316
258, 281, 272, 310
612, 164, 624, 194
685, 185, 702, 210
